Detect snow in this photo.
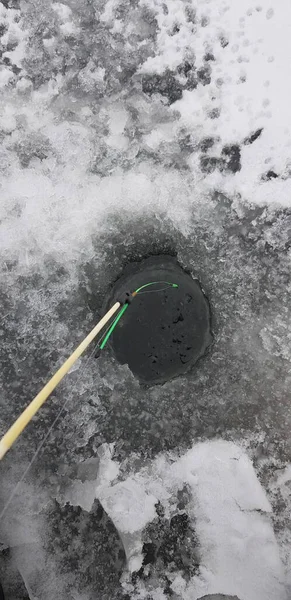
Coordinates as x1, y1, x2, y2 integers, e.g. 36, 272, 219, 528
52, 2, 79, 36
1, 0, 289, 272
98, 478, 158, 534
0, 6, 27, 68
0, 66, 14, 88
92, 441, 286, 600
0, 0, 291, 598
140, 0, 291, 206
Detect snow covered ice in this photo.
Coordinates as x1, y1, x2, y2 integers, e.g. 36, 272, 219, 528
0, 0, 291, 598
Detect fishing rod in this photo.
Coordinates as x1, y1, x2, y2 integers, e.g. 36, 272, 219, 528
0, 281, 178, 460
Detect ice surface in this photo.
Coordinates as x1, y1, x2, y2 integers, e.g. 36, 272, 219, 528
93, 441, 286, 600
0, 0, 291, 598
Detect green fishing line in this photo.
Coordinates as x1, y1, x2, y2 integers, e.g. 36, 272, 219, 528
99, 281, 178, 350
100, 304, 128, 350
135, 281, 178, 293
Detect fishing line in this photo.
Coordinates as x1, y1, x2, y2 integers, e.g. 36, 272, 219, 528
95, 311, 124, 349
100, 281, 178, 350
0, 342, 98, 522
136, 285, 175, 294
100, 304, 128, 350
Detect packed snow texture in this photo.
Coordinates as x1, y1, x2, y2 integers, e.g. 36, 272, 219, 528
96, 441, 286, 600
56, 441, 286, 599
1, 0, 291, 598
1, 0, 291, 269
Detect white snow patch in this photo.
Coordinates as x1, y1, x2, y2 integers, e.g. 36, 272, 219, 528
59, 20, 78, 37
97, 478, 157, 534
106, 104, 129, 149
139, 0, 196, 74
100, 0, 119, 25
0, 105, 17, 133
43, 36, 56, 49
52, 2, 79, 36
0, 97, 194, 272
78, 61, 105, 92
96, 440, 286, 599
16, 77, 32, 93
0, 7, 27, 67
96, 442, 120, 488
140, 0, 291, 207
0, 66, 14, 88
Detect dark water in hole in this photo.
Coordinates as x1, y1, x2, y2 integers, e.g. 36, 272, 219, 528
105, 256, 212, 384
